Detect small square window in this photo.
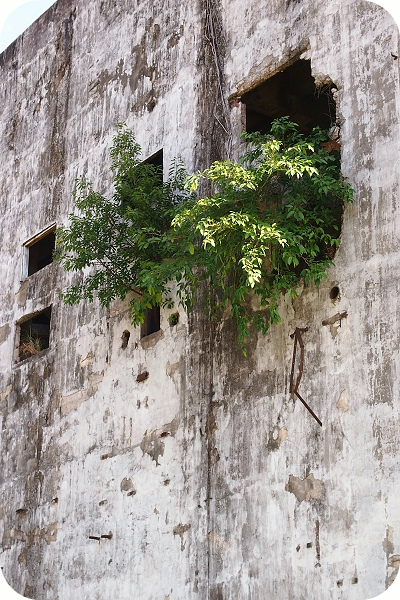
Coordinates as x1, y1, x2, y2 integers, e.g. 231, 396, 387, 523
141, 306, 160, 338
16, 307, 52, 362
23, 224, 56, 278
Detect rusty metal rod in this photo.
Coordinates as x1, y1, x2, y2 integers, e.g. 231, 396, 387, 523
289, 327, 322, 427
294, 390, 322, 427
289, 335, 298, 394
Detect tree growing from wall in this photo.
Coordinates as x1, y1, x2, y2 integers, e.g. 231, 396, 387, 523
56, 119, 353, 351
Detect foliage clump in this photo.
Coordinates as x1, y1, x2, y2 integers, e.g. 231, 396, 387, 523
56, 119, 353, 350
19, 333, 43, 360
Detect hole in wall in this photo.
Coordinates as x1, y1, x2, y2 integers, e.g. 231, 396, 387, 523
136, 371, 149, 383
240, 58, 345, 268
329, 286, 340, 301
168, 312, 179, 327
241, 59, 337, 134
121, 330, 130, 349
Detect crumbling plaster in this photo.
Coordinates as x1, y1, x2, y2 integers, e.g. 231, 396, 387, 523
0, 0, 399, 599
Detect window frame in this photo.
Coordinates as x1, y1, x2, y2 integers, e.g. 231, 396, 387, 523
22, 223, 56, 280
14, 306, 53, 363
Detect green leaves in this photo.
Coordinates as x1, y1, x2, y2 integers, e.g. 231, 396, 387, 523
57, 118, 353, 352
169, 119, 353, 349
56, 125, 191, 326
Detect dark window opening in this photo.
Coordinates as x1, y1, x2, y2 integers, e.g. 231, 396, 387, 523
17, 307, 52, 361
120, 150, 163, 212
138, 151, 163, 340
141, 306, 160, 338
241, 59, 343, 267
241, 59, 336, 134
26, 227, 56, 276
143, 149, 164, 185
144, 149, 163, 169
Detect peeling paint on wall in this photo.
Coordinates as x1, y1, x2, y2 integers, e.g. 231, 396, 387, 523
285, 473, 325, 503
0, 0, 399, 599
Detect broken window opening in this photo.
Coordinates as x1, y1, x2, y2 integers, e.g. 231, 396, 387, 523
23, 224, 56, 278
240, 58, 343, 265
16, 307, 52, 362
241, 59, 337, 135
141, 306, 161, 338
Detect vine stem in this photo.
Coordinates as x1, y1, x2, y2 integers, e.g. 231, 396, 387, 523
204, 0, 233, 159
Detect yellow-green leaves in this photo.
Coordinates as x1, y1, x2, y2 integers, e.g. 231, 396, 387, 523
57, 118, 353, 353
170, 118, 352, 350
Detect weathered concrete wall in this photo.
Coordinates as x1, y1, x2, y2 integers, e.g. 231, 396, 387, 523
0, 1, 399, 599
